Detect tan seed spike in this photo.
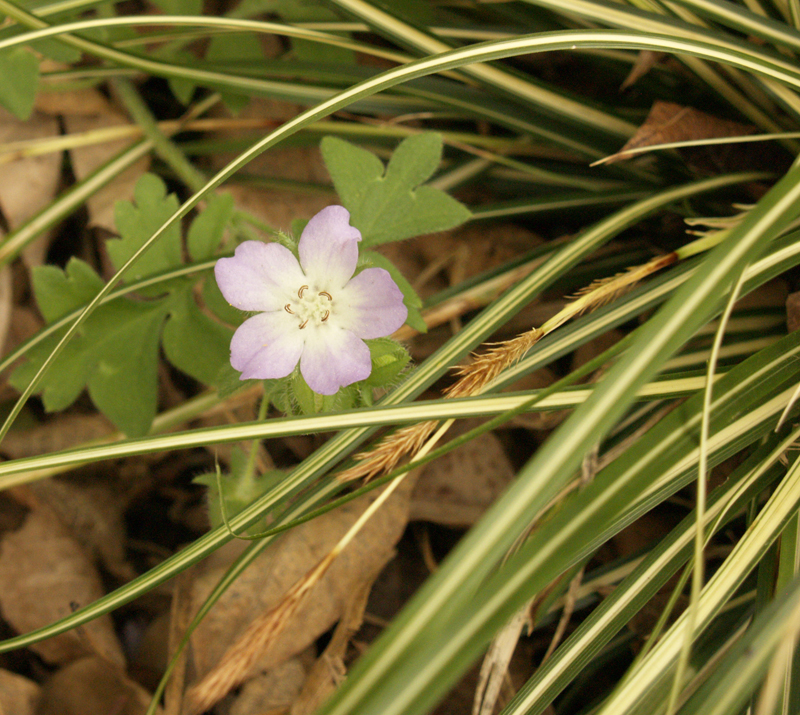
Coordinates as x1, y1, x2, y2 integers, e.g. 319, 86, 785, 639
184, 554, 333, 715
341, 251, 677, 483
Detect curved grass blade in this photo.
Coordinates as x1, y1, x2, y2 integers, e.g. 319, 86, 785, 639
500, 434, 792, 715
311, 154, 800, 715
676, 573, 800, 715
333, 328, 800, 715
0, 170, 758, 652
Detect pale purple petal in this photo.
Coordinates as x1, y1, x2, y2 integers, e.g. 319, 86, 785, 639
298, 206, 361, 291
230, 311, 305, 380
215, 241, 305, 312
334, 267, 408, 339
300, 327, 371, 395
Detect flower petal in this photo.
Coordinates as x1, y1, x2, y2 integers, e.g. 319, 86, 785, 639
215, 241, 305, 312
298, 206, 361, 291
300, 326, 371, 395
230, 312, 305, 380
334, 267, 408, 339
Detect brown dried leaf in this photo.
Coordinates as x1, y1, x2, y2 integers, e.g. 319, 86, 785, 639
611, 101, 753, 157
224, 185, 333, 235
164, 571, 195, 715
27, 475, 135, 581
0, 668, 40, 715
0, 108, 62, 268
230, 658, 307, 715
0, 500, 125, 665
188, 482, 413, 683
410, 429, 515, 527
35, 69, 113, 117
0, 266, 13, 357
787, 290, 800, 333
0, 109, 61, 226
64, 93, 150, 232
603, 101, 776, 173
416, 222, 543, 289
473, 606, 529, 715
36, 656, 161, 715
205, 96, 334, 234
1, 414, 112, 459
290, 553, 390, 715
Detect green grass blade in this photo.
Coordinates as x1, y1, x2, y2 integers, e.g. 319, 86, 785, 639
312, 157, 800, 715
501, 435, 791, 715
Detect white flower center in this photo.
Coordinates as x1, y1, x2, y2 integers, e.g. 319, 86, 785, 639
284, 284, 334, 329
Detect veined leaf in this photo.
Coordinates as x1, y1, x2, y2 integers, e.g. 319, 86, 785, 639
0, 47, 38, 120
11, 174, 234, 436
321, 133, 471, 245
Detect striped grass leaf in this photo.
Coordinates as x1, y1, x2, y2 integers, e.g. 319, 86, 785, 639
500, 435, 793, 715
310, 157, 800, 715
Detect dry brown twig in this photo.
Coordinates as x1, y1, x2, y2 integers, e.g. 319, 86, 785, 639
339, 251, 678, 483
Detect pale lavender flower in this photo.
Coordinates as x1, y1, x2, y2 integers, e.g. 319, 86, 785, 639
215, 206, 408, 395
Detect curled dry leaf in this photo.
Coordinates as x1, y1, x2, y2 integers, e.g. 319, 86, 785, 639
187, 481, 413, 694
0, 500, 125, 665
36, 656, 162, 715
410, 429, 515, 528
0, 668, 40, 715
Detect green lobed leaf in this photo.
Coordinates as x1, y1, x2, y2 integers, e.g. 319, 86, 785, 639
273, 0, 355, 63
194, 447, 284, 537
0, 47, 38, 120
13, 175, 238, 435
187, 193, 235, 261
11, 330, 93, 413
290, 369, 358, 414
109, 174, 183, 283
214, 361, 260, 400
321, 134, 471, 246
148, 0, 202, 16
206, 33, 264, 114
29, 38, 81, 64
161, 287, 234, 387
10, 300, 168, 435
85, 302, 167, 437
32, 258, 105, 324
163, 48, 200, 106
202, 274, 242, 325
